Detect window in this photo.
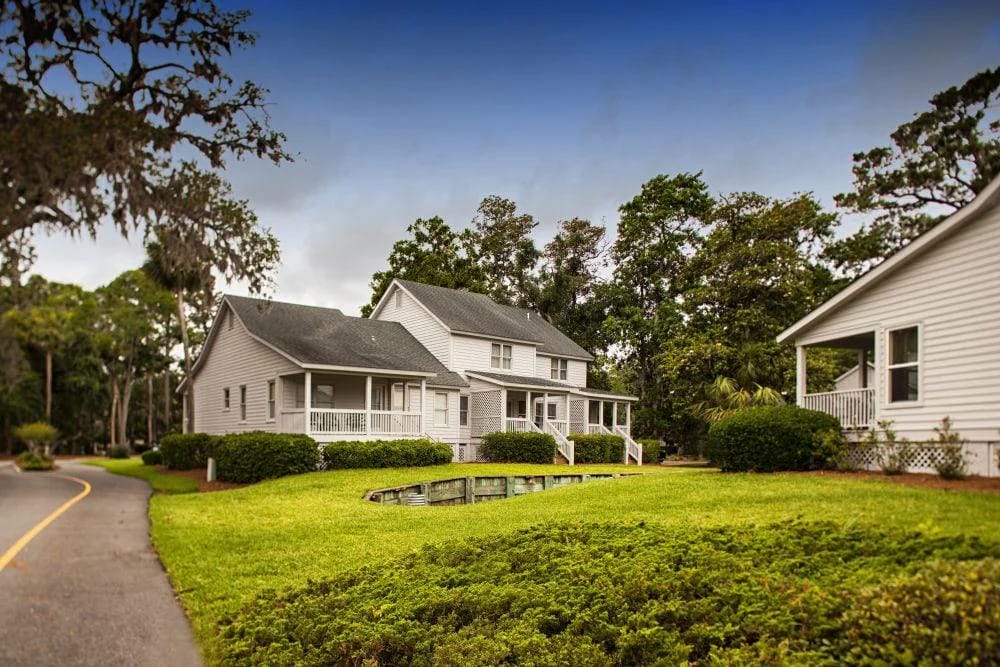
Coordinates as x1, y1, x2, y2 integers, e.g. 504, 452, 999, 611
550, 358, 568, 380
223, 387, 230, 410
547, 402, 557, 420
395, 289, 402, 309
434, 392, 449, 426
888, 326, 920, 402
392, 383, 405, 411
267, 380, 276, 420
491, 343, 512, 369
313, 383, 335, 409
239, 385, 247, 421
459, 396, 469, 426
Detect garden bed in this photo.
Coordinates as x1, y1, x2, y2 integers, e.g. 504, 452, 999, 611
795, 469, 1000, 494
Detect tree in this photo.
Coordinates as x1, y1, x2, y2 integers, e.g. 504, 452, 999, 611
691, 377, 783, 424
469, 196, 540, 306
0, 0, 289, 275
361, 216, 486, 316
828, 67, 1000, 274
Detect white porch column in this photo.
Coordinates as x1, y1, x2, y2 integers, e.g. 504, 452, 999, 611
365, 375, 372, 438
625, 402, 631, 436
857, 348, 868, 389
598, 400, 604, 429
543, 392, 549, 425
419, 378, 426, 433
304, 371, 312, 435
796, 346, 807, 407
501, 388, 508, 430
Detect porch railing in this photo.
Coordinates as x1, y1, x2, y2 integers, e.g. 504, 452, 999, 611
505, 417, 536, 433
586, 423, 604, 435
503, 417, 575, 465
802, 388, 875, 428
370, 411, 422, 436
543, 419, 575, 466
310, 409, 422, 436
614, 425, 642, 466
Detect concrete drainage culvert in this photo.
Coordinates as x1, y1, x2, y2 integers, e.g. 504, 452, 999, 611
365, 473, 638, 506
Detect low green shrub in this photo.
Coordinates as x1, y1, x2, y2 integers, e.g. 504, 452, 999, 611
107, 445, 130, 459
637, 437, 660, 464
160, 433, 218, 470
321, 438, 452, 469
140, 449, 163, 466
15, 451, 54, 471
707, 405, 841, 472
218, 521, 999, 666
569, 433, 623, 463
929, 416, 969, 480
215, 432, 319, 483
480, 431, 557, 463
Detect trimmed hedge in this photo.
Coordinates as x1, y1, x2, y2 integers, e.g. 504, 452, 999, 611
637, 438, 660, 464
322, 439, 453, 469
15, 451, 54, 471
570, 433, 624, 463
480, 431, 557, 463
218, 521, 998, 665
140, 449, 163, 466
108, 445, 129, 459
707, 405, 841, 472
215, 431, 319, 483
160, 433, 218, 470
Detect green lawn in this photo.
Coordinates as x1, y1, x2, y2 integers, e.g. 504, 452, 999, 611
86, 458, 199, 494
146, 463, 1000, 657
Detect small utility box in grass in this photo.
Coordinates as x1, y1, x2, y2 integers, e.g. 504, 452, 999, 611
207, 457, 217, 482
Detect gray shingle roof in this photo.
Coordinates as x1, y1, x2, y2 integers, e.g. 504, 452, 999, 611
466, 370, 576, 390
226, 295, 453, 376
395, 280, 593, 360
426, 371, 469, 388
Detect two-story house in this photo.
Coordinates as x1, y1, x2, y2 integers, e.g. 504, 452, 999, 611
181, 279, 640, 464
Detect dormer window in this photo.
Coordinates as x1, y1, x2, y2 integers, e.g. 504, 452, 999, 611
550, 358, 568, 380
491, 343, 512, 370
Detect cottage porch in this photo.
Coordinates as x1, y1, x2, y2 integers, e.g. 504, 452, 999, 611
277, 371, 428, 441
796, 332, 876, 428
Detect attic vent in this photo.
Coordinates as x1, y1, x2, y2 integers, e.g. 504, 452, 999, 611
526, 312, 530, 320
371, 335, 376, 342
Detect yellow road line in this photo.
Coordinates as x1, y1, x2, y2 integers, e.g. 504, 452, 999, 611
0, 475, 91, 573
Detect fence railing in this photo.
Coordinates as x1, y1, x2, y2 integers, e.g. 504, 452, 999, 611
310, 409, 422, 436
802, 388, 875, 427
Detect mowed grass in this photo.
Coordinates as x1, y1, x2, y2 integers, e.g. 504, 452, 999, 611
147, 463, 1000, 655
86, 458, 199, 494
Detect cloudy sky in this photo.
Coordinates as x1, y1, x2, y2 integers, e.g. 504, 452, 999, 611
31, 0, 1000, 314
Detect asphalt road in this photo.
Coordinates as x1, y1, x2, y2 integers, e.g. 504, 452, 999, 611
0, 460, 202, 666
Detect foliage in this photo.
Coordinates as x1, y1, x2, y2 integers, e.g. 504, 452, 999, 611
691, 376, 783, 423
217, 521, 998, 666
86, 458, 198, 494
929, 416, 970, 481
141, 450, 164, 466
107, 445, 130, 459
480, 431, 557, 463
636, 438, 661, 464
829, 67, 1000, 273
469, 196, 540, 306
214, 432, 319, 484
569, 433, 624, 464
707, 405, 841, 472
864, 420, 914, 475
15, 450, 53, 471
160, 433, 219, 470
12, 421, 57, 455
321, 439, 453, 469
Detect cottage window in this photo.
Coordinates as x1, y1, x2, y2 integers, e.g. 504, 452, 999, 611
223, 387, 230, 410
313, 383, 335, 409
392, 383, 405, 411
267, 380, 276, 420
550, 358, 568, 380
434, 392, 449, 426
547, 403, 557, 420
491, 343, 512, 370
239, 385, 247, 421
459, 396, 469, 426
888, 326, 919, 402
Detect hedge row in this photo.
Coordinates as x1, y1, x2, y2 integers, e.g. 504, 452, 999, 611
636, 438, 660, 464
707, 405, 842, 472
322, 439, 453, 469
480, 431, 557, 463
569, 433, 624, 463
214, 432, 319, 483
140, 449, 163, 466
160, 433, 218, 470
218, 520, 999, 665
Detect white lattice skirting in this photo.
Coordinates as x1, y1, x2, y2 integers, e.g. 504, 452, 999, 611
847, 441, 999, 477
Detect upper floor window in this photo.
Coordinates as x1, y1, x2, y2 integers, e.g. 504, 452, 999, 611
888, 326, 919, 402
491, 343, 512, 370
550, 358, 568, 380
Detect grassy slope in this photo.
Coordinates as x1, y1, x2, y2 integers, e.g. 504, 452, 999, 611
148, 463, 1000, 652
86, 458, 199, 494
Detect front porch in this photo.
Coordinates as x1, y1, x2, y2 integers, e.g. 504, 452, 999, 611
796, 332, 875, 428
277, 371, 427, 441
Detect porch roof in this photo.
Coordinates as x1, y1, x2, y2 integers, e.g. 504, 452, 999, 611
427, 371, 469, 388
466, 370, 575, 391
572, 387, 639, 401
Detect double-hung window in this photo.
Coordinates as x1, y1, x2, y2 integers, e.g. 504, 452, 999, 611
491, 343, 512, 370
267, 380, 276, 420
434, 392, 449, 426
887, 326, 920, 403
459, 396, 469, 426
223, 387, 230, 410
239, 385, 247, 421
550, 358, 568, 380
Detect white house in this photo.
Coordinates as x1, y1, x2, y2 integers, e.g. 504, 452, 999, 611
181, 280, 641, 465
778, 176, 1000, 477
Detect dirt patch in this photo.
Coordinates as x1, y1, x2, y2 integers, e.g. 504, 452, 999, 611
154, 465, 247, 492
795, 469, 1000, 494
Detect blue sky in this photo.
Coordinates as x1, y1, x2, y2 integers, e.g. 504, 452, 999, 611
33, 0, 1000, 313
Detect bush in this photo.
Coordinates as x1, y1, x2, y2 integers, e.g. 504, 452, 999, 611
13, 421, 58, 455
929, 416, 969, 480
160, 433, 218, 470
140, 449, 163, 466
480, 431, 557, 463
569, 433, 623, 463
107, 445, 130, 459
322, 439, 452, 469
706, 405, 841, 472
15, 451, 54, 471
637, 437, 660, 464
864, 420, 914, 475
214, 431, 319, 483
218, 521, 999, 666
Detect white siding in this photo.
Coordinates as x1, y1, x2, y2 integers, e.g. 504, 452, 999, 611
373, 285, 451, 366
535, 354, 587, 387
192, 304, 300, 435
450, 334, 536, 376
424, 388, 461, 443
798, 206, 1000, 442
